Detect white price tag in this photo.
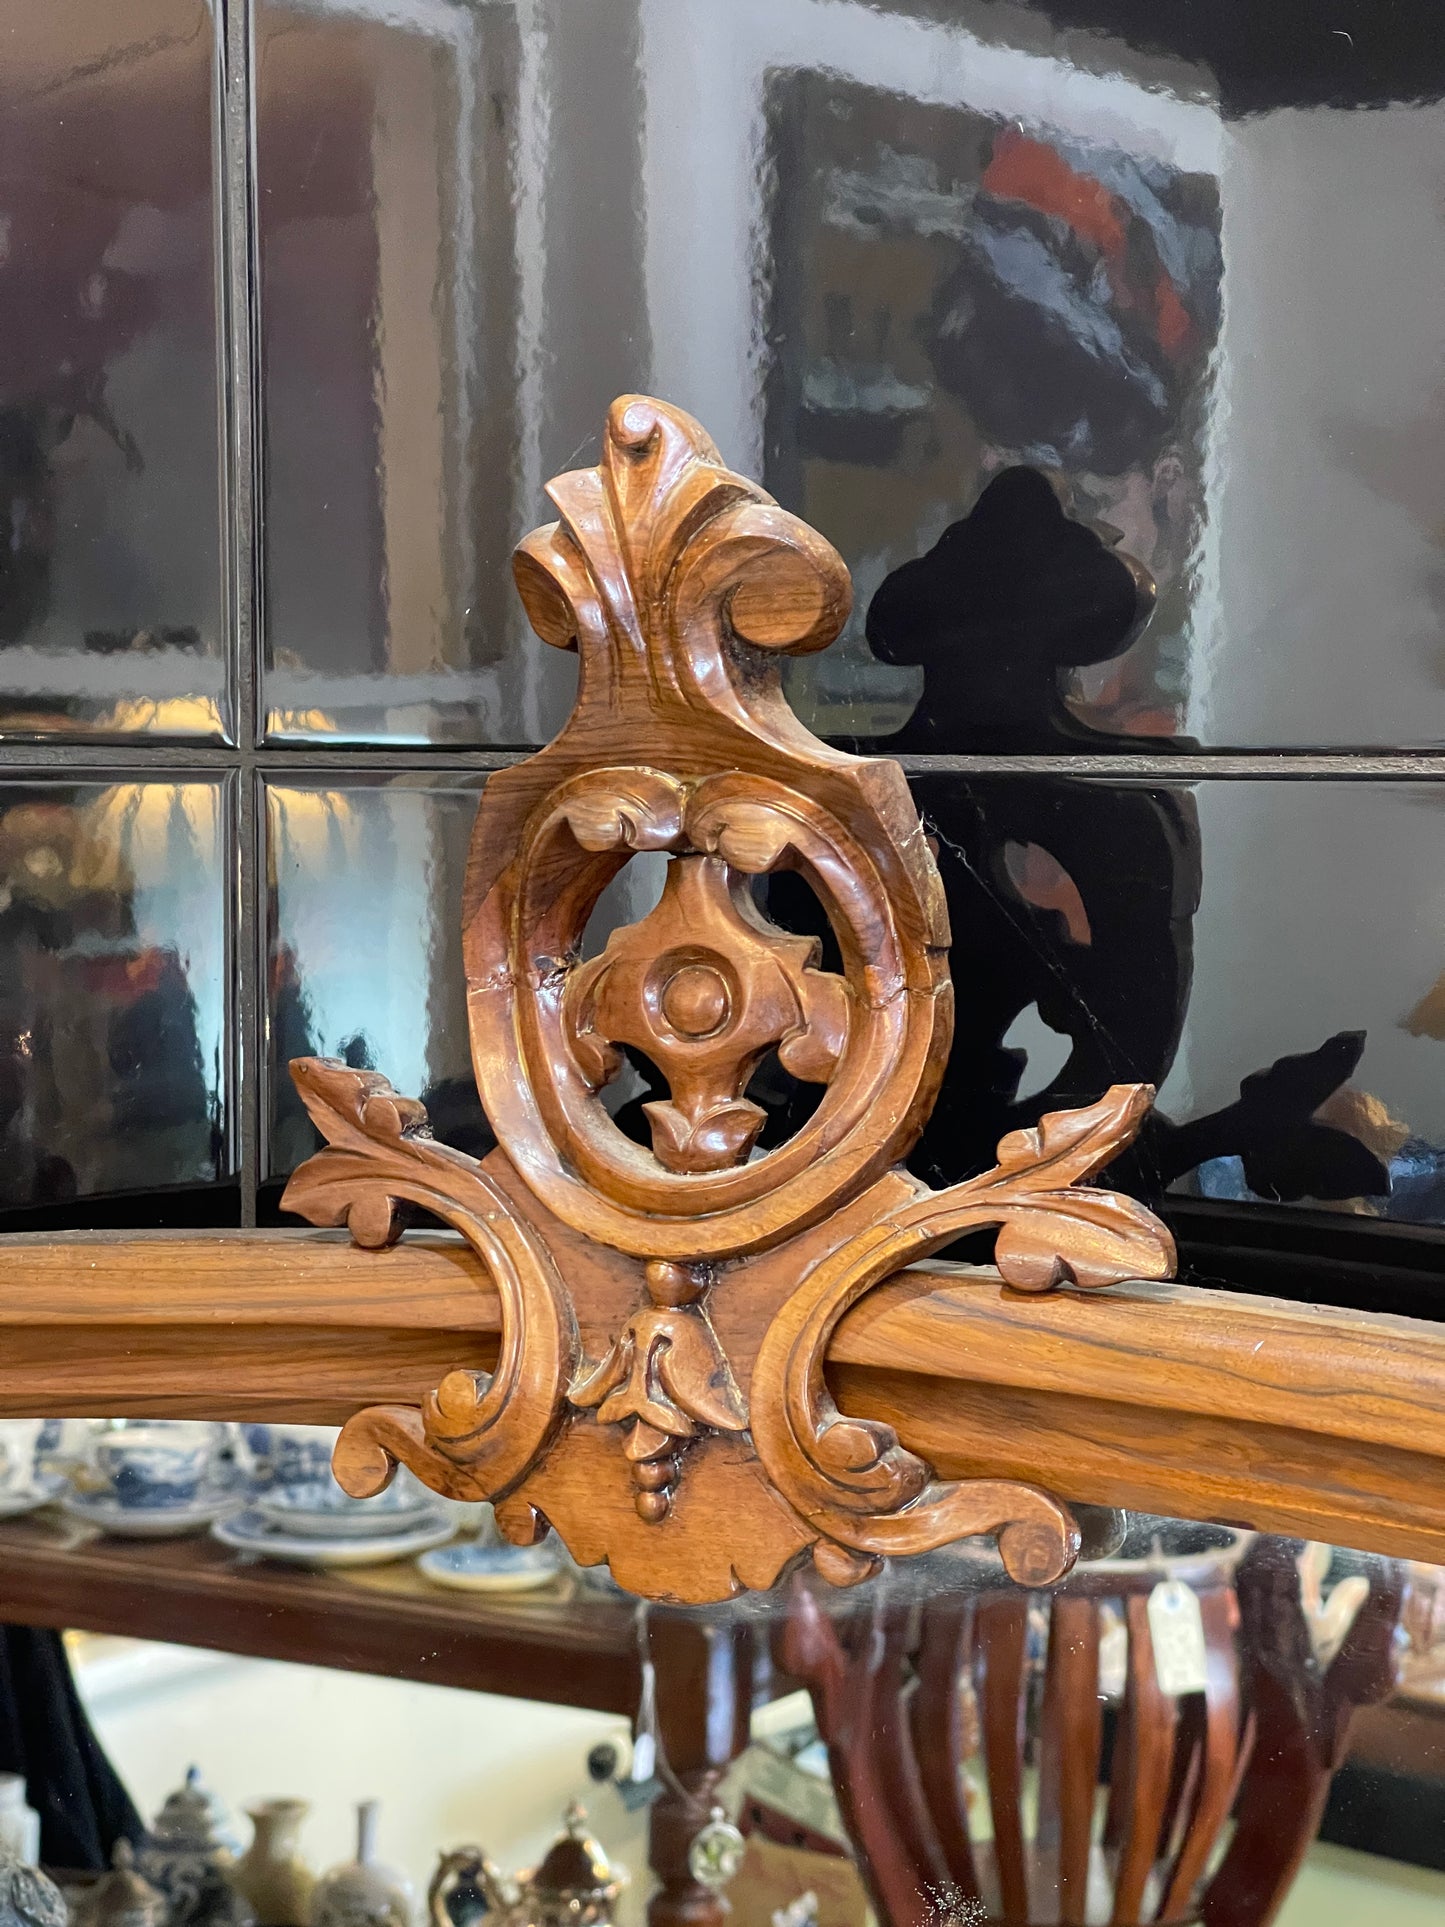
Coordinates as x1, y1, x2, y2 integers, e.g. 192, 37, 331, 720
1147, 1580, 1208, 1697
630, 1730, 656, 1784
1097, 1602, 1128, 1700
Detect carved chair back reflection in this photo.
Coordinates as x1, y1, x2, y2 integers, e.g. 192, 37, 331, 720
778, 1540, 1405, 1927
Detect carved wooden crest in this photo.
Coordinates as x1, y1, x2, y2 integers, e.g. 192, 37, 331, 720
284, 397, 1176, 1604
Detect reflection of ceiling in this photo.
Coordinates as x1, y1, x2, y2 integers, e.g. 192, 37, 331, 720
897, 0, 1443, 114
0, 0, 200, 88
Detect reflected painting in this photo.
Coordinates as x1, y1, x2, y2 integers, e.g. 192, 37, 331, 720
764, 70, 1222, 748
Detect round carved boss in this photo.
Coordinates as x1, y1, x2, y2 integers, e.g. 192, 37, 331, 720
463, 764, 953, 1260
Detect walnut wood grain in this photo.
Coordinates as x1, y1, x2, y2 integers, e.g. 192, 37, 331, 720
833, 1264, 1445, 1460
2, 1235, 1445, 1564
0, 1230, 499, 1421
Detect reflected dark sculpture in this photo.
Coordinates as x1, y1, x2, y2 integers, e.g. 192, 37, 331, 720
866, 466, 1155, 755
829, 466, 1393, 1224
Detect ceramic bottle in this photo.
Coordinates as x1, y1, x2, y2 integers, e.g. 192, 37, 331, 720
0, 1777, 40, 1866
309, 1805, 410, 1927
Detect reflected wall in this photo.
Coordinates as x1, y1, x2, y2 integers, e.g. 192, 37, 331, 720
0, 0, 227, 738
251, 0, 1445, 750
264, 776, 490, 1173
0, 778, 231, 1209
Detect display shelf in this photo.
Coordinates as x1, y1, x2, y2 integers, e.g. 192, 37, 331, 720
0, 1510, 640, 1714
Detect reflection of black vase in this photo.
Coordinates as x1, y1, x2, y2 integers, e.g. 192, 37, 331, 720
768, 472, 1388, 1226
908, 774, 1198, 1191
864, 466, 1154, 752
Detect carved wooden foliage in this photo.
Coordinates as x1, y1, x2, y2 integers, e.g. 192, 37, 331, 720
283, 395, 1176, 1604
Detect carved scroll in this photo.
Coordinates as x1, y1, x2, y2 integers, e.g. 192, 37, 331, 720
283, 395, 1176, 1603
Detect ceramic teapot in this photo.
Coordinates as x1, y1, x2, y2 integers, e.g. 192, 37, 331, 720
138, 1769, 239, 1927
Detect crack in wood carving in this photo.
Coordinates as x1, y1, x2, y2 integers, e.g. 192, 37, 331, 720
283, 395, 1178, 1602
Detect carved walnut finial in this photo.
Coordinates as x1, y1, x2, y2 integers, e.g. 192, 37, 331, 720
462, 401, 949, 1264
512, 396, 849, 697
284, 395, 1177, 1604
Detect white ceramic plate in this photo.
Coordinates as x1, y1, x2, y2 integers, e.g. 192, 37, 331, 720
0, 1473, 67, 1521
416, 1541, 562, 1593
62, 1486, 246, 1538
254, 1481, 438, 1540
213, 1507, 455, 1569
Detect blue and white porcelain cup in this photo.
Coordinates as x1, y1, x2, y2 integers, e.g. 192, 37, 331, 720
246, 1424, 340, 1488
95, 1423, 215, 1509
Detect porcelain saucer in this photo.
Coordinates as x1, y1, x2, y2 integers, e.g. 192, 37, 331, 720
213, 1506, 455, 1569
0, 1473, 67, 1521
416, 1539, 562, 1593
62, 1484, 246, 1538
254, 1477, 437, 1540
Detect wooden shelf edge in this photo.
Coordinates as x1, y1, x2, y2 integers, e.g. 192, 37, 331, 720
0, 1516, 640, 1713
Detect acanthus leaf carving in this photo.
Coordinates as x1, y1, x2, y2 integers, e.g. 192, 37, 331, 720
569, 1262, 748, 1523
282, 1058, 575, 1512
750, 1083, 1175, 1587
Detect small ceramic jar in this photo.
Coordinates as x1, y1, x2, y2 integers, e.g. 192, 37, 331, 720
76, 1842, 167, 1927
0, 1424, 43, 1498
